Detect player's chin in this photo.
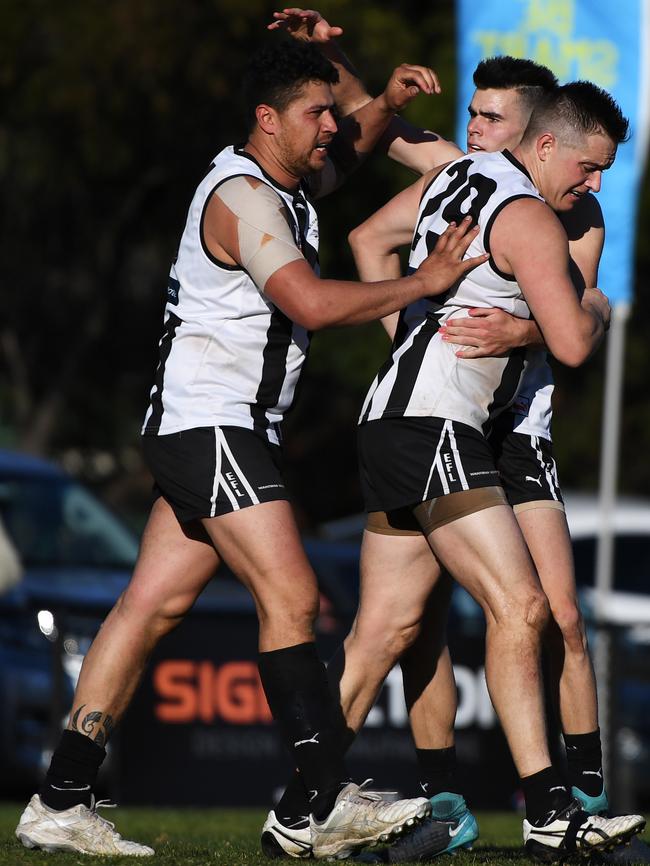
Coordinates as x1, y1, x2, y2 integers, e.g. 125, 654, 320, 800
310, 147, 329, 166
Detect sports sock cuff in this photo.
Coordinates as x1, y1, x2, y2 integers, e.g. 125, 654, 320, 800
258, 642, 327, 693
48, 730, 106, 784
563, 729, 602, 757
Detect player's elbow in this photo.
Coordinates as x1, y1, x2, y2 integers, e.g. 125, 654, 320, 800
550, 340, 593, 368
348, 223, 367, 257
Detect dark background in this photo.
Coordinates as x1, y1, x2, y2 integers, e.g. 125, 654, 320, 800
2, 0, 649, 531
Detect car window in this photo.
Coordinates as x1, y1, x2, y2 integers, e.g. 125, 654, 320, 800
0, 477, 138, 568
573, 535, 650, 594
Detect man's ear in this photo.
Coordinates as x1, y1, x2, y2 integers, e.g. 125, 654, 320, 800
536, 131, 556, 162
256, 103, 278, 135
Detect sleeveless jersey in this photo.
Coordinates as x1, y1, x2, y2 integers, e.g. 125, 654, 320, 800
359, 150, 545, 434
142, 145, 319, 446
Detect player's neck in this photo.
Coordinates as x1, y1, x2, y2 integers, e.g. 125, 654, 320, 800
244, 138, 301, 192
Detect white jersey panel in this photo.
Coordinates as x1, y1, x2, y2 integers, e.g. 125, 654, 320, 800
361, 150, 544, 433
142, 145, 318, 445
509, 349, 554, 440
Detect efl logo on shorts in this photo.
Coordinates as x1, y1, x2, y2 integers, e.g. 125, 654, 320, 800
224, 471, 245, 498
442, 450, 457, 483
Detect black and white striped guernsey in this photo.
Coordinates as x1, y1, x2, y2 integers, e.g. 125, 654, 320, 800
359, 150, 545, 434
142, 145, 319, 446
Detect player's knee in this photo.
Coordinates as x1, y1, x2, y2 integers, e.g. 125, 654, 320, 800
366, 615, 423, 664
116, 585, 192, 637
551, 600, 587, 654
495, 586, 549, 636
258, 592, 319, 641
523, 588, 550, 633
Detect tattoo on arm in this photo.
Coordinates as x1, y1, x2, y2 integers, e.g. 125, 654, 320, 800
69, 704, 115, 747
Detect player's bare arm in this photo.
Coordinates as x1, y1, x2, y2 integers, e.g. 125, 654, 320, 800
491, 197, 610, 366
312, 62, 441, 199
205, 175, 486, 330
348, 170, 431, 339
267, 217, 486, 329
441, 195, 605, 359
268, 8, 370, 114
439, 308, 544, 358
563, 193, 605, 287
269, 7, 459, 176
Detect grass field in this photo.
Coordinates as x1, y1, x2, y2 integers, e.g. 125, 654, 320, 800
0, 804, 557, 866
1, 804, 647, 865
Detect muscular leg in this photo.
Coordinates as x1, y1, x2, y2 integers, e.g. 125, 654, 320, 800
70, 497, 220, 739
201, 500, 350, 819
40, 496, 221, 811
276, 527, 444, 821
516, 506, 597, 735
200, 499, 319, 652
424, 503, 551, 779
401, 573, 456, 752
328, 529, 444, 733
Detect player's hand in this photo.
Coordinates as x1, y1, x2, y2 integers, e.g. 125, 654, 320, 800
582, 286, 611, 331
439, 307, 531, 358
267, 8, 343, 43
418, 217, 488, 297
381, 63, 441, 113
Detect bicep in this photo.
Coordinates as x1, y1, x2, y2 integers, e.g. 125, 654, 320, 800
264, 259, 320, 325
496, 201, 582, 337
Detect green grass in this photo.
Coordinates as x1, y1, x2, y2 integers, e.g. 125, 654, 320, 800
0, 804, 523, 865
0, 803, 646, 865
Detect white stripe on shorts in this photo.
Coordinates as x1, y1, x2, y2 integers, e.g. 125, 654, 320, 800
219, 430, 260, 506
210, 427, 222, 517
531, 435, 559, 501
447, 421, 469, 490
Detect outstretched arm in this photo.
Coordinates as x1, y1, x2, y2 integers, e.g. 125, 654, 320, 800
311, 62, 440, 198
204, 175, 486, 330
267, 8, 371, 114
268, 7, 457, 175
348, 169, 441, 338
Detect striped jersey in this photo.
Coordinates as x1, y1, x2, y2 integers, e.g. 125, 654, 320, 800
142, 145, 319, 446
359, 150, 545, 434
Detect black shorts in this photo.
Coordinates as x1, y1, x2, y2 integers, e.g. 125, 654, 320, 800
142, 426, 289, 523
489, 426, 563, 509
357, 416, 501, 514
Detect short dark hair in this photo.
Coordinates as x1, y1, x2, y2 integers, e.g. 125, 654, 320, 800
242, 39, 339, 129
473, 56, 558, 113
522, 80, 630, 145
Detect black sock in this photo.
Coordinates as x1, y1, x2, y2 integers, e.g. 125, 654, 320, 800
40, 730, 106, 811
415, 746, 458, 798
275, 726, 356, 826
564, 729, 604, 796
520, 766, 572, 825
258, 642, 351, 820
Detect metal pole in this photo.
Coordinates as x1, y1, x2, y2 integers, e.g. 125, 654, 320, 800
594, 300, 630, 804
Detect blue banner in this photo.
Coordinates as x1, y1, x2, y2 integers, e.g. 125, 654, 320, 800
456, 0, 650, 304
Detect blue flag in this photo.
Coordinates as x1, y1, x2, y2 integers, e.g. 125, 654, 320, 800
456, 0, 650, 304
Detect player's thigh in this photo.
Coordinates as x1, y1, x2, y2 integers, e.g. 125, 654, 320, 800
493, 429, 576, 607
355, 520, 443, 637
143, 425, 317, 615
426, 501, 543, 626
201, 499, 319, 618
121, 496, 220, 618
516, 505, 578, 608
